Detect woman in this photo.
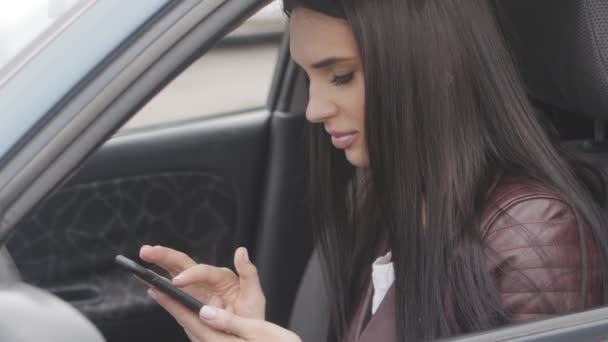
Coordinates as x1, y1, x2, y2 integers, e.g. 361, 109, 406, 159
140, 0, 608, 341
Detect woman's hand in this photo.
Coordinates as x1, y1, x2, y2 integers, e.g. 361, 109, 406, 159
139, 245, 265, 319
148, 288, 301, 342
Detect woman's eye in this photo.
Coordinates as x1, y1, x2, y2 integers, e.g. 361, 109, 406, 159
332, 72, 354, 85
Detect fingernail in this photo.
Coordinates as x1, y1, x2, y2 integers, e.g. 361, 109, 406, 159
147, 288, 158, 300
173, 274, 184, 282
241, 248, 250, 263
142, 245, 152, 251
199, 305, 217, 320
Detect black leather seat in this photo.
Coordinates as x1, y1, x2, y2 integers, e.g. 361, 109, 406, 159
496, 0, 608, 121
496, 0, 608, 161
288, 2, 608, 341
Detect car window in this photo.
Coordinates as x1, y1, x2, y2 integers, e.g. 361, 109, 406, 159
0, 0, 84, 72
123, 1, 286, 130
0, 0, 170, 160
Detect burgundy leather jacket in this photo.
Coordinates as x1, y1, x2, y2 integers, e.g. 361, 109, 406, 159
344, 179, 604, 342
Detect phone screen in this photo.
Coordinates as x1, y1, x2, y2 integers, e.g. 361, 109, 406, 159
115, 255, 204, 313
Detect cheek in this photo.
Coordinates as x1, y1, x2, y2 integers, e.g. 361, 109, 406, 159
353, 85, 366, 131
354, 82, 368, 164
342, 79, 366, 126
339, 82, 369, 167
355, 78, 366, 125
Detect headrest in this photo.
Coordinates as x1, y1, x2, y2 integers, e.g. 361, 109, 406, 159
496, 0, 608, 120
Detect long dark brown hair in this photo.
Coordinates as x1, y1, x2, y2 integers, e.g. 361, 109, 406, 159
283, 0, 608, 340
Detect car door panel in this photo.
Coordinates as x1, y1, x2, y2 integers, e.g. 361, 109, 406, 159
6, 109, 270, 341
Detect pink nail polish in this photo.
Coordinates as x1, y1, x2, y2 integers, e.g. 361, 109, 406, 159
199, 306, 217, 320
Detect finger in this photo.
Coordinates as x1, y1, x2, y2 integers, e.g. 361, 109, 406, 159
172, 264, 236, 287
199, 305, 260, 339
184, 329, 202, 342
140, 245, 196, 277
148, 289, 234, 342
234, 247, 265, 318
209, 295, 225, 309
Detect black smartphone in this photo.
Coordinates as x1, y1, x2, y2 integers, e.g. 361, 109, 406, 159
115, 255, 204, 313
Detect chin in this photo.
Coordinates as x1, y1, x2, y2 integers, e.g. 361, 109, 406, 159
345, 149, 369, 167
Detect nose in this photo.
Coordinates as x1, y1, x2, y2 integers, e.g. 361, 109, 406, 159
305, 93, 338, 123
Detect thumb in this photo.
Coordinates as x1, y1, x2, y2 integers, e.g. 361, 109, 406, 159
234, 247, 265, 314
199, 305, 259, 338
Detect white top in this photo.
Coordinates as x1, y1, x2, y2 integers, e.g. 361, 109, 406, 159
371, 251, 395, 315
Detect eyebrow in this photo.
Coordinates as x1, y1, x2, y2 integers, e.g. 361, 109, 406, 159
311, 57, 354, 69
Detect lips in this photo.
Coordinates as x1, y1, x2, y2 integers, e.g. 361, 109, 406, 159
327, 130, 358, 149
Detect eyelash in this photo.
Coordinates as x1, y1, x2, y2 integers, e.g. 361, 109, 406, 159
302, 72, 354, 89
332, 72, 354, 85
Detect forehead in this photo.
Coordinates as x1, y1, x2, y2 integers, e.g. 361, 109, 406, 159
289, 8, 358, 65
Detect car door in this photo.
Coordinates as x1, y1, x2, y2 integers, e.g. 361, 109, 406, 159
0, 0, 312, 341
2, 1, 605, 342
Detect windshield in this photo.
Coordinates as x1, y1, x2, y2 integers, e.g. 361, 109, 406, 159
0, 0, 88, 75
0, 0, 170, 160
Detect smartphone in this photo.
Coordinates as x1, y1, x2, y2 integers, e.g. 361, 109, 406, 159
115, 255, 204, 313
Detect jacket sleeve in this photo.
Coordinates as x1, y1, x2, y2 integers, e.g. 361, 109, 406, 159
481, 194, 603, 323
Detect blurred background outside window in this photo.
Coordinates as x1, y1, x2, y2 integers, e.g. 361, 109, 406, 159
124, 0, 286, 130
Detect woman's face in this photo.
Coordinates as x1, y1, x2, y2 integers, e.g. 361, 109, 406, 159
289, 8, 368, 167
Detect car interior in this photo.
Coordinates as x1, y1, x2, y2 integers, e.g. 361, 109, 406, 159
1, 1, 608, 341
